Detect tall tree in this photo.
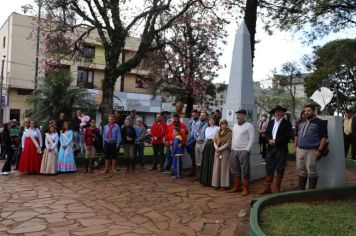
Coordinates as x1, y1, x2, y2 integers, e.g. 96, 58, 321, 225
41, 0, 218, 120
145, 6, 227, 115
304, 39, 356, 113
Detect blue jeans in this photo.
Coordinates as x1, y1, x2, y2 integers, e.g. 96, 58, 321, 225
165, 145, 172, 171
173, 155, 183, 178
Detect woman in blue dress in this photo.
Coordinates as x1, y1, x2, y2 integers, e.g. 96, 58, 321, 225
57, 121, 76, 173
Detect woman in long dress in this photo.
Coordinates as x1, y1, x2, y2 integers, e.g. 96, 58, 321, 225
18, 120, 42, 174
211, 119, 232, 190
40, 124, 59, 174
199, 117, 220, 186
57, 121, 76, 173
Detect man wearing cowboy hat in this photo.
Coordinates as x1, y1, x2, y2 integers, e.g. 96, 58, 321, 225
259, 105, 292, 195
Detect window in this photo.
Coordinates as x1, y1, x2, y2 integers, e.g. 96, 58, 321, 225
77, 68, 94, 89
135, 76, 145, 89
2, 36, 5, 48
17, 89, 33, 95
77, 45, 95, 60
10, 109, 20, 122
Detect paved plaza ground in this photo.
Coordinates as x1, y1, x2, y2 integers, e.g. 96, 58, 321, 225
1, 161, 356, 236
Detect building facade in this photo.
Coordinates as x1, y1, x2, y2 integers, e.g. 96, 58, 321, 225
0, 13, 161, 125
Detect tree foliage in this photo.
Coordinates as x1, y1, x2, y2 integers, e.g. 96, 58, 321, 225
144, 5, 227, 115
304, 39, 356, 113
26, 70, 96, 126
38, 0, 222, 120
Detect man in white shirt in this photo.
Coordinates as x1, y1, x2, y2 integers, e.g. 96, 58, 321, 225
259, 105, 292, 195
229, 109, 255, 196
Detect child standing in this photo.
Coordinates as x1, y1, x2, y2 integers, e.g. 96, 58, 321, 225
172, 128, 185, 179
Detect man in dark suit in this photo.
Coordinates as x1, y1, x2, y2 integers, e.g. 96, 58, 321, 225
259, 105, 292, 195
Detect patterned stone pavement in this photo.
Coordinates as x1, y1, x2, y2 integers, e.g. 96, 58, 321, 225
1, 161, 356, 236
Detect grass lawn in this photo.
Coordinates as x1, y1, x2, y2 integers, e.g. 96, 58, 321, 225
260, 200, 356, 236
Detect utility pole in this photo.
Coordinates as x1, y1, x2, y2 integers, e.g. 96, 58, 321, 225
0, 55, 6, 125
34, 0, 42, 89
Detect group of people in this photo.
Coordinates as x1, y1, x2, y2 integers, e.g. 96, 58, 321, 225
0, 118, 78, 175
158, 103, 328, 196
0, 103, 331, 197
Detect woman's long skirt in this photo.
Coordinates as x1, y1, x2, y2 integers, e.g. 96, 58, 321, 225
18, 138, 42, 174
211, 149, 230, 187
199, 139, 215, 186
40, 148, 57, 174
57, 145, 76, 173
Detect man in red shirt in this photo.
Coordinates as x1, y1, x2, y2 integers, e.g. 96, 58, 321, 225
163, 113, 188, 174
150, 113, 167, 171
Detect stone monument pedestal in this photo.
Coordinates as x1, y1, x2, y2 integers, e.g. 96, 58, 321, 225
316, 116, 346, 188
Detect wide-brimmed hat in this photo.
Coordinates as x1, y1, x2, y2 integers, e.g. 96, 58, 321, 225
235, 109, 247, 115
270, 105, 287, 114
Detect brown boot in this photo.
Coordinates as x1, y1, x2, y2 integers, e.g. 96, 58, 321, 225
229, 176, 241, 193
241, 177, 249, 196
298, 176, 308, 190
83, 159, 89, 173
273, 173, 283, 193
259, 175, 273, 195
103, 160, 110, 174
112, 160, 117, 173
89, 159, 94, 173
308, 176, 318, 189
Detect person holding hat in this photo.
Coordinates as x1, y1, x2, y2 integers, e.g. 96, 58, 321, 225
257, 112, 269, 162
259, 105, 292, 195
229, 109, 255, 196
344, 109, 356, 160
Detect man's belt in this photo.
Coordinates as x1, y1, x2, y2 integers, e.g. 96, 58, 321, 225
105, 140, 117, 144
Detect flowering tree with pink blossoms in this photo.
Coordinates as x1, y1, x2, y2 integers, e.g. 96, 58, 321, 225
145, 6, 228, 115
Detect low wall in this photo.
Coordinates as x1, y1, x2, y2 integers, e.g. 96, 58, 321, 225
249, 185, 356, 236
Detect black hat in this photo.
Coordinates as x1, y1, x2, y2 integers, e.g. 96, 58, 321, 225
270, 105, 287, 114
172, 113, 180, 118
235, 109, 247, 115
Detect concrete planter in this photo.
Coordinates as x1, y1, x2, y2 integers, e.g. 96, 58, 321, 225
249, 186, 356, 236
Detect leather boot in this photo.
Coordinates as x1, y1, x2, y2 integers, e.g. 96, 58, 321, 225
112, 160, 117, 173
103, 160, 110, 174
241, 177, 249, 196
194, 167, 200, 181
229, 176, 242, 193
259, 175, 273, 195
89, 159, 94, 173
299, 176, 308, 190
131, 159, 135, 172
273, 173, 283, 193
126, 159, 130, 171
308, 176, 318, 189
83, 159, 89, 173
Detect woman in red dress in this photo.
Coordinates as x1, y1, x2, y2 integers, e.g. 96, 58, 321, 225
18, 120, 43, 174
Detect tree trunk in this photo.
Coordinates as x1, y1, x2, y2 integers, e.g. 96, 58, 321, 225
185, 94, 194, 117
244, 0, 258, 65
100, 68, 116, 123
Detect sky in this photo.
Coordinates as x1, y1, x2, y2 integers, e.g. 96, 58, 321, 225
1, 0, 355, 85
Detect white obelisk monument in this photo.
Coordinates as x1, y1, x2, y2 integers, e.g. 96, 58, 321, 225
222, 21, 265, 180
